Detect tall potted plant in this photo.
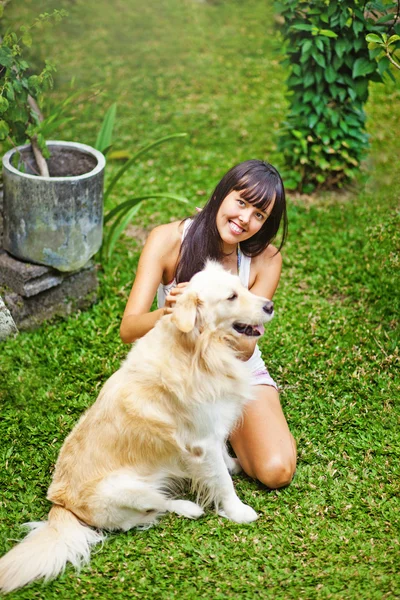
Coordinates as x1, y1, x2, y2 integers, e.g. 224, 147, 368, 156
0, 9, 105, 272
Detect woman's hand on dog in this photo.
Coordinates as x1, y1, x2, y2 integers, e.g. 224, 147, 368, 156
164, 282, 189, 314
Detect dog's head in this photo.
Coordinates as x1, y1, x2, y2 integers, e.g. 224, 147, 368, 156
171, 260, 274, 337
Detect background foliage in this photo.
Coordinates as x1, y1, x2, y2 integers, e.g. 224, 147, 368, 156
0, 0, 399, 598
276, 0, 400, 192
0, 9, 67, 159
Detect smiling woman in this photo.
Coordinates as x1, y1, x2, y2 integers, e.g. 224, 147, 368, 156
216, 191, 272, 253
120, 159, 296, 490
175, 160, 287, 284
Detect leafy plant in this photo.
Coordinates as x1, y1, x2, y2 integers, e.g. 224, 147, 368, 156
96, 104, 188, 260
0, 7, 68, 176
366, 32, 400, 70
275, 0, 400, 192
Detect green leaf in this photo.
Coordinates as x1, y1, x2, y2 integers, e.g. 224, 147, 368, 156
291, 24, 314, 31
348, 87, 357, 101
368, 45, 385, 60
388, 35, 400, 45
104, 133, 187, 203
353, 78, 368, 99
303, 90, 314, 103
292, 64, 301, 76
312, 51, 326, 68
366, 33, 383, 44
353, 38, 364, 52
375, 13, 396, 24
0, 119, 10, 140
301, 40, 312, 55
377, 56, 390, 76
333, 55, 343, 70
327, 2, 337, 18
107, 150, 131, 161
287, 74, 302, 87
352, 57, 376, 78
95, 102, 117, 154
309, 113, 319, 128
303, 71, 314, 88
330, 111, 339, 127
0, 47, 13, 68
22, 33, 33, 47
335, 38, 348, 58
0, 96, 9, 114
319, 29, 338, 39
282, 178, 299, 191
325, 65, 336, 83
307, 8, 321, 16
291, 129, 304, 140
5, 83, 15, 102
352, 19, 364, 37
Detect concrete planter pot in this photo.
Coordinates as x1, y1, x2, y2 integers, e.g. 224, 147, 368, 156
2, 141, 105, 272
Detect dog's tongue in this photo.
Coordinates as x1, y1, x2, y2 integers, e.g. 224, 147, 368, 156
254, 324, 265, 336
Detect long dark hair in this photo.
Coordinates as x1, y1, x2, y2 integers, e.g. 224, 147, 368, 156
175, 159, 288, 283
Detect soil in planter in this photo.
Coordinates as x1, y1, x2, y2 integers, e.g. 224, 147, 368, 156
12, 145, 97, 177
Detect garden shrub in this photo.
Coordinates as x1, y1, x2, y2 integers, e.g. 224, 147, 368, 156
275, 0, 400, 192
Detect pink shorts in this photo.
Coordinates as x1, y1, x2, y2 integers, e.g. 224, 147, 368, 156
246, 345, 277, 389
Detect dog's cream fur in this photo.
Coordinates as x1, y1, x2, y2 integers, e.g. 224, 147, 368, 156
0, 261, 274, 593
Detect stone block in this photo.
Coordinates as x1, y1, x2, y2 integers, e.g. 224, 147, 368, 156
0, 250, 65, 297
2, 263, 98, 331
0, 295, 18, 340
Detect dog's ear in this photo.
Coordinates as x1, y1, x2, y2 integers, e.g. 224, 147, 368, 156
172, 291, 198, 333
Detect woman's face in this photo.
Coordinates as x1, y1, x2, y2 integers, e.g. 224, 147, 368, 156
215, 190, 273, 251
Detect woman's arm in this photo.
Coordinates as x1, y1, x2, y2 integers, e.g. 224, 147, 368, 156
120, 223, 181, 343
249, 245, 282, 300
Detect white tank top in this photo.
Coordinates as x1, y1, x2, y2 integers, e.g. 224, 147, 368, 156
157, 219, 251, 308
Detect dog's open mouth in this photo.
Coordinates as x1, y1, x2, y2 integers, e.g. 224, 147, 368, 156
233, 322, 265, 337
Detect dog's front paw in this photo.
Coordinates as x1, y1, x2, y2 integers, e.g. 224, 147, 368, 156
226, 457, 242, 475
219, 500, 258, 524
169, 499, 204, 519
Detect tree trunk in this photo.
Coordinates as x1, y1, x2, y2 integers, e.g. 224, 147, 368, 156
27, 96, 50, 178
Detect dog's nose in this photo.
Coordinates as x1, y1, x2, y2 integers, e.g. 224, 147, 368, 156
263, 301, 274, 315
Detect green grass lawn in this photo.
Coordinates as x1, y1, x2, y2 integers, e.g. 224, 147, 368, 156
1, 0, 399, 598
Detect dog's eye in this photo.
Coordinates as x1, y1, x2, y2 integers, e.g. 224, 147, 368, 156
227, 293, 238, 301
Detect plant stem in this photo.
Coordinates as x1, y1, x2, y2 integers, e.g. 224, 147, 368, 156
386, 48, 400, 70
27, 95, 49, 177
31, 135, 50, 177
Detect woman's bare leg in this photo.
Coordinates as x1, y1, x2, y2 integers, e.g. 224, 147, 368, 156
230, 385, 296, 489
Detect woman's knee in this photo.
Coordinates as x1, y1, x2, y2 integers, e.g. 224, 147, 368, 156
252, 455, 296, 489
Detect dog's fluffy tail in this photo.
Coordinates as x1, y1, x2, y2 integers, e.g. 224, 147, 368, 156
0, 505, 105, 593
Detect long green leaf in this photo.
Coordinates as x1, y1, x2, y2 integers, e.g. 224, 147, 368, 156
39, 117, 74, 138
104, 133, 187, 203
104, 193, 188, 224
105, 204, 141, 260
95, 102, 117, 153
103, 193, 188, 261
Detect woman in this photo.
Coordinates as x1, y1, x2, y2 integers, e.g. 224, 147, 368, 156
120, 159, 296, 488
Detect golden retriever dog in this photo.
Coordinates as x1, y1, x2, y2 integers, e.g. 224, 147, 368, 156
0, 261, 274, 593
